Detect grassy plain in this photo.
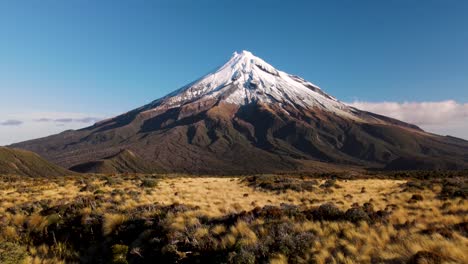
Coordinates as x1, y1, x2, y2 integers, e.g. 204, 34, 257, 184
0, 173, 466, 263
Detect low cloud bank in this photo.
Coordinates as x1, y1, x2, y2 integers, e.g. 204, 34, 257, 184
347, 100, 468, 139
35, 117, 102, 124
0, 112, 108, 146
0, 120, 23, 126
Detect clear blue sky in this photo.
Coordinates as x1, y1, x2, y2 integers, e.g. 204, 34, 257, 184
1, 0, 467, 114
0, 1, 467, 121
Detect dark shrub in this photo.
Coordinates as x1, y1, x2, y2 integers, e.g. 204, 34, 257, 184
111, 189, 125, 196
363, 202, 374, 213
141, 179, 158, 188
451, 222, 468, 237
243, 175, 317, 192
420, 226, 454, 239
228, 249, 256, 264
80, 184, 98, 192
407, 251, 444, 264
345, 208, 371, 223
439, 178, 467, 199
313, 203, 344, 221
320, 179, 336, 188
403, 181, 426, 191
94, 189, 105, 195
410, 194, 424, 201
104, 177, 122, 186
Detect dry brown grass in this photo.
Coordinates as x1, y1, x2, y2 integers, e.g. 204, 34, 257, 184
0, 174, 466, 263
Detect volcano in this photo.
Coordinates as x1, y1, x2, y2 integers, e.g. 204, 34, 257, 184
11, 51, 468, 173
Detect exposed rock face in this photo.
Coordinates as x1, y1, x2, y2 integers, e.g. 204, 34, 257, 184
11, 51, 468, 173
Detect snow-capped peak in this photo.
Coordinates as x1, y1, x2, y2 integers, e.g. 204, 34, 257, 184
222, 50, 280, 78
149, 50, 353, 117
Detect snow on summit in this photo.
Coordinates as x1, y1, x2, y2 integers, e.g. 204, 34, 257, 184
147, 51, 354, 117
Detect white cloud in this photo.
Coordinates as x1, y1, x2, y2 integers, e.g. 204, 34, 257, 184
1, 120, 23, 126
0, 112, 109, 146
347, 100, 468, 140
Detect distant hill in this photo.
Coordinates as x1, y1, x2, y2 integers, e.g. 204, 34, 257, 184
384, 156, 468, 171
69, 149, 163, 174
0, 147, 72, 177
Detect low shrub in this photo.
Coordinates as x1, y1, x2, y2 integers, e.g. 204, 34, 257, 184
140, 179, 158, 188
439, 178, 467, 199
0, 242, 29, 264
242, 175, 318, 192
313, 203, 343, 221
407, 251, 444, 264
344, 208, 371, 223
111, 244, 128, 264
320, 179, 336, 188
409, 194, 424, 202
80, 184, 99, 192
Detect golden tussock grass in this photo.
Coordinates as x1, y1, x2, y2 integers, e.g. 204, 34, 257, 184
0, 173, 466, 263
102, 213, 127, 236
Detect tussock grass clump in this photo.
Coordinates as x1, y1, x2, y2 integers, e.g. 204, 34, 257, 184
2, 226, 19, 241
103, 214, 127, 235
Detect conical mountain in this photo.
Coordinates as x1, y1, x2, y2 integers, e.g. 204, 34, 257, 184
11, 51, 468, 173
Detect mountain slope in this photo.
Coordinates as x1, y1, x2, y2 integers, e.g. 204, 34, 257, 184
0, 147, 73, 177
11, 51, 468, 173
69, 149, 164, 174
